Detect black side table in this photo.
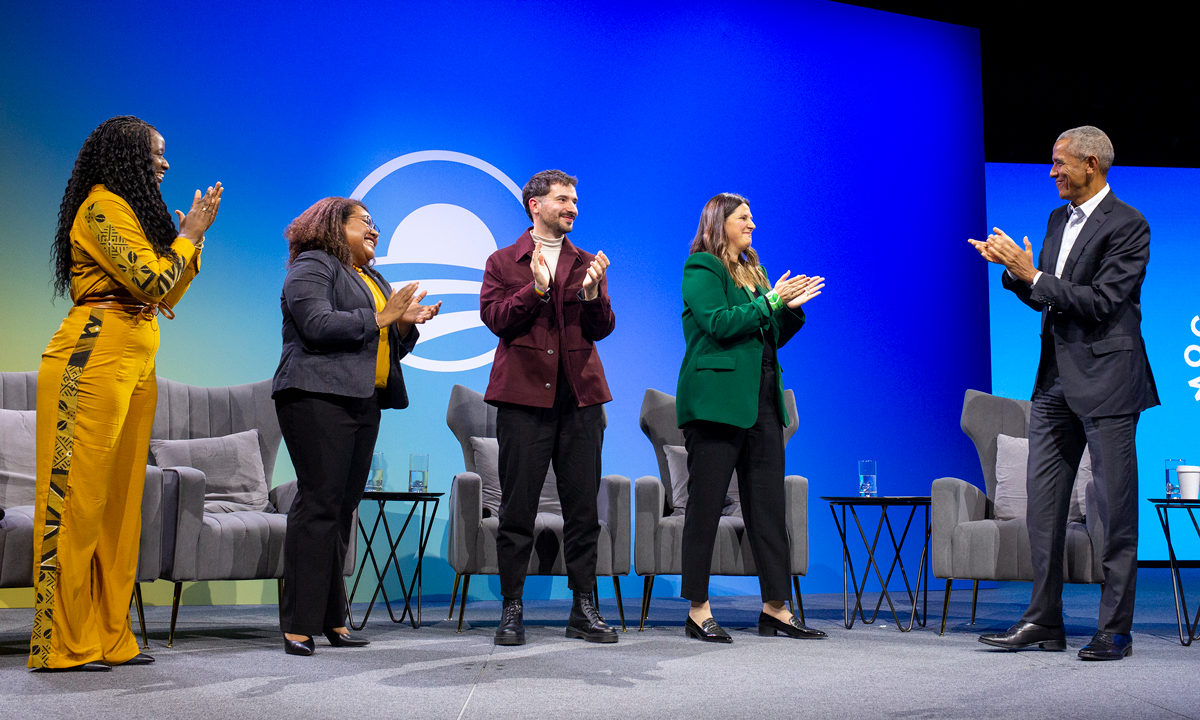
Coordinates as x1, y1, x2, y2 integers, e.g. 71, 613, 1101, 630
820, 495, 930, 632
1150, 497, 1200, 646
345, 491, 443, 630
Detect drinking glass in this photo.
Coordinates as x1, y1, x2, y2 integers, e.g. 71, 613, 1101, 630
859, 460, 877, 497
409, 454, 429, 493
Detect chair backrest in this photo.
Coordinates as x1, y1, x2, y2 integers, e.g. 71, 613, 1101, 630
151, 378, 284, 485
959, 389, 1032, 500
446, 384, 498, 474
639, 387, 801, 515
0, 371, 37, 411
446, 383, 609, 475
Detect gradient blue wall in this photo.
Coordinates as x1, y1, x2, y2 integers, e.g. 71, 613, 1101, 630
985, 163, 1200, 562
0, 1, 988, 601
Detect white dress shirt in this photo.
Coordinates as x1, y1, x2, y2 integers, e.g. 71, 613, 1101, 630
1030, 183, 1111, 286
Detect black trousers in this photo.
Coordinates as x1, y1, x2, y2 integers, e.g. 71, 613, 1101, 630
1022, 375, 1141, 634
679, 369, 790, 604
275, 389, 380, 635
495, 380, 604, 599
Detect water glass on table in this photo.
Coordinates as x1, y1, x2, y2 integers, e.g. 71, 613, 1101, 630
409, 453, 429, 493
366, 452, 385, 491
1166, 459, 1185, 499
859, 460, 877, 497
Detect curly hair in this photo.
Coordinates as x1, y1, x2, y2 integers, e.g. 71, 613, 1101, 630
285, 197, 367, 266
52, 116, 179, 297
689, 192, 767, 289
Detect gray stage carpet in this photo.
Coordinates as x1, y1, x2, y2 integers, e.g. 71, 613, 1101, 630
3, 570, 1199, 720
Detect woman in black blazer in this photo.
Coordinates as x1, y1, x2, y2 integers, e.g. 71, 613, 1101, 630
272, 197, 440, 656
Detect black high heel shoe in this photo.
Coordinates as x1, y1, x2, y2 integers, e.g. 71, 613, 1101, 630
685, 616, 733, 643
323, 629, 370, 647
284, 636, 316, 656
757, 612, 826, 639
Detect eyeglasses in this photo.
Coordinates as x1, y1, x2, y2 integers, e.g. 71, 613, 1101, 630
348, 214, 378, 232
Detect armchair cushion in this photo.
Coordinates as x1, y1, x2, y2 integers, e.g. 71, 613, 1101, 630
993, 434, 1090, 522
469, 436, 560, 517
151, 429, 271, 513
663, 444, 740, 518
0, 409, 37, 509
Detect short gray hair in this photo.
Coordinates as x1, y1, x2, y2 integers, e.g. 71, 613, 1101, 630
1057, 126, 1115, 173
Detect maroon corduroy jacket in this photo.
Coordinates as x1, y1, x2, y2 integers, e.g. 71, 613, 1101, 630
480, 229, 614, 408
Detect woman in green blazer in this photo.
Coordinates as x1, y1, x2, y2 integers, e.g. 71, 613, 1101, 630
676, 192, 825, 643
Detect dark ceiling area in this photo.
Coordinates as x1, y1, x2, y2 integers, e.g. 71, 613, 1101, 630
840, 3, 1196, 167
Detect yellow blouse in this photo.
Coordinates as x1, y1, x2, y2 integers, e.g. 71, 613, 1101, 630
354, 267, 390, 388
70, 184, 200, 308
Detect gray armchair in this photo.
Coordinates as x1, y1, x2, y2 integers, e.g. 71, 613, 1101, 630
444, 384, 631, 631
932, 389, 1104, 634
634, 388, 810, 629
150, 377, 348, 646
1, 370, 161, 648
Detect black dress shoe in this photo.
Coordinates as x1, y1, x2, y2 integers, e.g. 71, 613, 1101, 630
685, 615, 732, 643
112, 652, 155, 666
33, 661, 112, 673
494, 597, 526, 646
1078, 632, 1132, 660
978, 621, 1065, 651
283, 636, 316, 656
566, 592, 618, 643
323, 629, 370, 647
757, 612, 827, 639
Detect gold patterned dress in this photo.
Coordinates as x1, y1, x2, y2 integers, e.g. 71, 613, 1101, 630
29, 184, 200, 668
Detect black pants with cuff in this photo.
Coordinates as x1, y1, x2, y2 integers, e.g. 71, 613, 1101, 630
276, 389, 379, 635
495, 378, 604, 599
679, 363, 790, 605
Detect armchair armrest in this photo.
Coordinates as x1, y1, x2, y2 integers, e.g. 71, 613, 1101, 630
269, 480, 299, 515
932, 477, 988, 579
784, 474, 809, 576
447, 472, 482, 574
164, 466, 208, 581
598, 474, 631, 576
634, 476, 664, 576
136, 465, 164, 583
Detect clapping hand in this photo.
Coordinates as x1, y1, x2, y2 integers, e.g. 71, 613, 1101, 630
402, 290, 442, 325
580, 251, 610, 300
773, 271, 825, 308
376, 282, 419, 328
530, 240, 551, 292
176, 182, 223, 243
968, 227, 1036, 283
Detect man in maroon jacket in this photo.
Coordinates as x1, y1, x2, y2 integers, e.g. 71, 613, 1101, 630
480, 169, 616, 646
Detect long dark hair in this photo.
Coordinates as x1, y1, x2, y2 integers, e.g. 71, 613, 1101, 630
52, 116, 178, 297
284, 197, 366, 266
689, 192, 767, 289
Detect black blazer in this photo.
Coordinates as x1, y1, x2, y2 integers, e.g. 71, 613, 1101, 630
1002, 190, 1159, 417
272, 250, 418, 409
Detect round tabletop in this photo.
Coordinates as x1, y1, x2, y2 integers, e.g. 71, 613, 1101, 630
819, 495, 931, 506
361, 491, 445, 501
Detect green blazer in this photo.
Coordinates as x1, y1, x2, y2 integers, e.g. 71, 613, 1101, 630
676, 251, 806, 429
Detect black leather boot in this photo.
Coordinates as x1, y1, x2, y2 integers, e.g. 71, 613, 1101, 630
494, 597, 525, 646
566, 592, 618, 643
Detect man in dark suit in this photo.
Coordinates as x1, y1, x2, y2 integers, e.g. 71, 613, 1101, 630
479, 169, 617, 646
970, 126, 1158, 660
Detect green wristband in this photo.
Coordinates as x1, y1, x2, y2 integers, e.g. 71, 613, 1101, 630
766, 290, 783, 311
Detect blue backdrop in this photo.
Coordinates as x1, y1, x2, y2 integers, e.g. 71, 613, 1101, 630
0, 0, 989, 600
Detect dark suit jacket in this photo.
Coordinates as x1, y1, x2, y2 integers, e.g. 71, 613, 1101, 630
272, 249, 418, 409
1002, 190, 1159, 417
479, 229, 614, 408
676, 252, 805, 429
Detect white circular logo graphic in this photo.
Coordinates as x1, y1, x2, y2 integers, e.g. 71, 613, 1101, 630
351, 151, 525, 372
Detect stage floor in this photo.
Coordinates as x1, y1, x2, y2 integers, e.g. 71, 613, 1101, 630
3, 570, 1199, 720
